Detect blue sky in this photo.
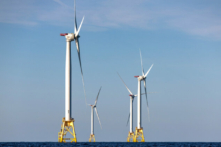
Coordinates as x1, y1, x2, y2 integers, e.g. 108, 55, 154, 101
0, 0, 221, 142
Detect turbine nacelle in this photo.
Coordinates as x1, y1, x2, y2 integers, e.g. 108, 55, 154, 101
88, 104, 96, 107
134, 75, 145, 81
60, 33, 80, 42
129, 94, 136, 99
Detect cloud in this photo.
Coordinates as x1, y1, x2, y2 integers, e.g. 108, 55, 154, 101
53, 0, 69, 8
1, 0, 221, 40
0, 20, 37, 26
0, 0, 38, 26
162, 7, 221, 40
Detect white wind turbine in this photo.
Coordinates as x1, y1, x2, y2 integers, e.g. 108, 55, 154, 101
134, 50, 153, 142
58, 0, 86, 142
60, 0, 86, 122
117, 73, 136, 141
88, 87, 102, 142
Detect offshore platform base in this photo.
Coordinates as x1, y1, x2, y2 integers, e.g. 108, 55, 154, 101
58, 117, 77, 142
89, 134, 95, 142
127, 132, 135, 142
134, 127, 145, 142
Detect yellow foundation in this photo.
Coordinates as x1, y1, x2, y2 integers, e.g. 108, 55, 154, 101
134, 127, 145, 142
58, 117, 77, 143
127, 132, 135, 142
89, 134, 95, 142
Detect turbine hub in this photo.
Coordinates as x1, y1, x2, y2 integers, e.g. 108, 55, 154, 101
75, 34, 80, 38
140, 76, 145, 81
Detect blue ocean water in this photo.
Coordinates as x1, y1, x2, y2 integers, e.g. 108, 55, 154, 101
0, 142, 221, 147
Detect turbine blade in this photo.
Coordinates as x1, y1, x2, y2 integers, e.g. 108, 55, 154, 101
126, 113, 130, 126
141, 92, 157, 95
94, 87, 102, 106
76, 16, 84, 36
147, 92, 157, 94
144, 79, 150, 121
75, 38, 87, 105
117, 72, 133, 95
74, 0, 77, 33
140, 49, 144, 76
95, 107, 102, 129
144, 64, 153, 78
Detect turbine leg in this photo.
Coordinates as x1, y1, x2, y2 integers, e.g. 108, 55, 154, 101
65, 41, 71, 121
137, 79, 141, 129
91, 107, 94, 135
130, 97, 133, 133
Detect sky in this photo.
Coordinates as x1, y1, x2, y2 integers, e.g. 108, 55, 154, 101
0, 0, 221, 142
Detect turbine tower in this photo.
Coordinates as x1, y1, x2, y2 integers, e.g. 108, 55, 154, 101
58, 0, 86, 143
134, 50, 153, 142
117, 73, 136, 142
88, 87, 102, 142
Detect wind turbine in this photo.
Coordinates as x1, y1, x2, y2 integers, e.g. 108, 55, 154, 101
117, 73, 136, 142
134, 50, 153, 142
88, 87, 102, 142
58, 0, 85, 143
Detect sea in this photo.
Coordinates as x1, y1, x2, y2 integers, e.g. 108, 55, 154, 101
0, 142, 220, 147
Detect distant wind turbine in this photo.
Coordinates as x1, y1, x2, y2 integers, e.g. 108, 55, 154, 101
134, 50, 153, 142
117, 73, 136, 142
88, 87, 102, 142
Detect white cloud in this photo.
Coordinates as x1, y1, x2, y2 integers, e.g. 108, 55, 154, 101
163, 7, 221, 40
0, 0, 38, 26
1, 0, 221, 40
